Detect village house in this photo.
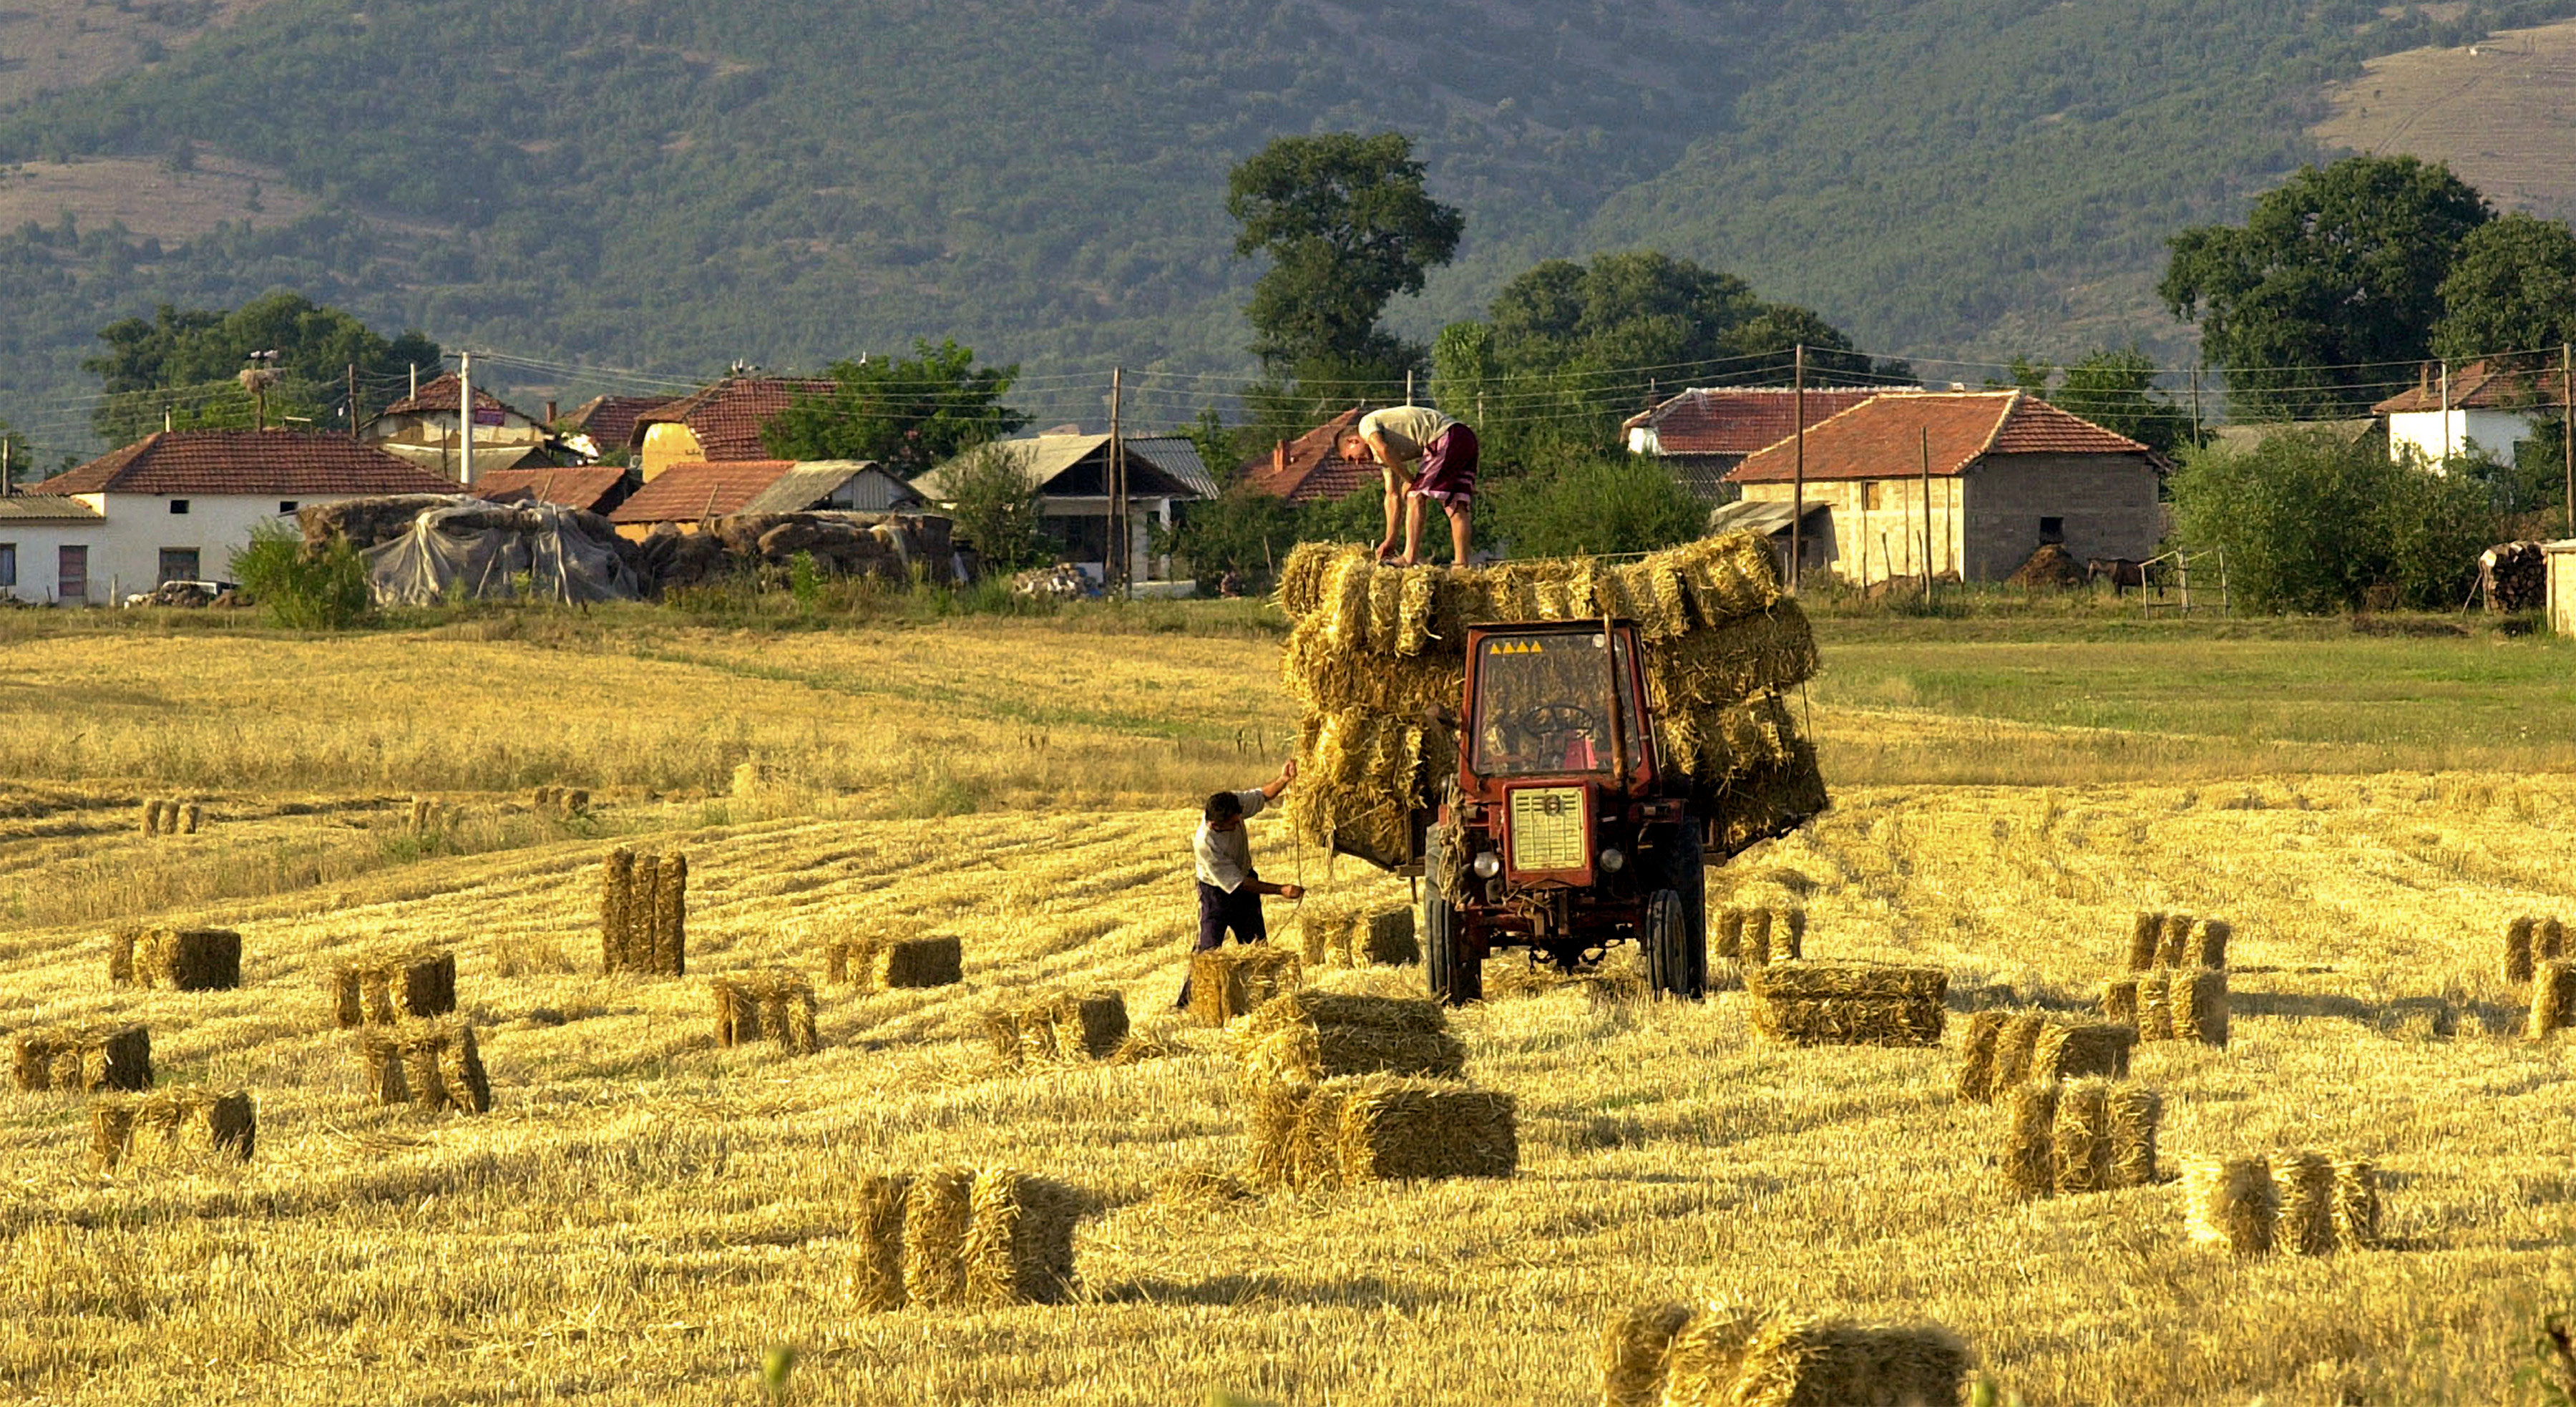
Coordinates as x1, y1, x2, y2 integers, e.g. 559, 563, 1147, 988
559, 393, 678, 463
2371, 359, 2569, 467
1724, 391, 2160, 584
27, 429, 461, 601
0, 494, 108, 605
627, 376, 836, 479
1624, 387, 1893, 502
363, 373, 567, 481
1238, 408, 1372, 503
607, 459, 919, 540
912, 433, 1211, 583
471, 466, 639, 517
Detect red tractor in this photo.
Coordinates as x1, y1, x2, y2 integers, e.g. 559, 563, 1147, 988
1421, 619, 1709, 1005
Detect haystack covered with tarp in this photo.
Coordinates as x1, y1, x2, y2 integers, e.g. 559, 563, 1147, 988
1273, 533, 1827, 868
362, 499, 646, 605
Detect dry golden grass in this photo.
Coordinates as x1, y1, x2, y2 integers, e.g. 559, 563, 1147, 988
2316, 16, 2576, 221
1, 618, 2573, 1403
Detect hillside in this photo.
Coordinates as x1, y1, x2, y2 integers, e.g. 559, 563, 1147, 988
2314, 16, 2576, 223
3, 1, 2575, 453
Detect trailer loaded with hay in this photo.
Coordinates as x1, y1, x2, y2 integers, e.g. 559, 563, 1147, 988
1271, 535, 1828, 1005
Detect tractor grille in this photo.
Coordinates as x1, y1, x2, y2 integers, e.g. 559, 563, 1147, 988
1508, 787, 1587, 872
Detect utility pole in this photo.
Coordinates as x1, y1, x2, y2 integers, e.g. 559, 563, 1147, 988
1108, 366, 1126, 595
1920, 425, 1933, 608
458, 351, 475, 487
2439, 358, 2451, 466
2, 439, 11, 496
409, 363, 419, 399
2563, 342, 2573, 539
2190, 362, 2205, 451
346, 362, 359, 442
1789, 344, 1806, 593
1405, 369, 1414, 406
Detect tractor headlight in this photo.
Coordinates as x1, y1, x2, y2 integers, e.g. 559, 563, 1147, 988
1471, 851, 1502, 879
1598, 847, 1626, 873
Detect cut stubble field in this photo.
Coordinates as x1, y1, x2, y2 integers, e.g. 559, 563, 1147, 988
1, 607, 2572, 1405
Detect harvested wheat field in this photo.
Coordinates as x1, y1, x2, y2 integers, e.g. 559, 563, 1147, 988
1, 615, 2574, 1405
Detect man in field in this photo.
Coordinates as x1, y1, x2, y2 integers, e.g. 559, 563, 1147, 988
1178, 759, 1302, 1008
1340, 403, 1480, 567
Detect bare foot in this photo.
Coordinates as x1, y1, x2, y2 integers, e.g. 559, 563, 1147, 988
1391, 555, 1420, 567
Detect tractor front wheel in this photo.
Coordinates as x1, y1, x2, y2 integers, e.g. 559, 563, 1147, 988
1423, 839, 1482, 1006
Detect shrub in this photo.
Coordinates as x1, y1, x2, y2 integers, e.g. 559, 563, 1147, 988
941, 442, 1052, 573
2170, 429, 2499, 613
231, 525, 371, 629
1483, 454, 1705, 559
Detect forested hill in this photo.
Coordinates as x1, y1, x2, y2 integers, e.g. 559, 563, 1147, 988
1, 0, 2570, 451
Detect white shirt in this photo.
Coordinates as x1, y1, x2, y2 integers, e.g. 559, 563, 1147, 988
1192, 789, 1269, 892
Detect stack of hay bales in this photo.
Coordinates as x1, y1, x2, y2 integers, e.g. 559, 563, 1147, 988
1599, 1301, 1969, 1407
11, 1023, 152, 1092
599, 848, 687, 975
2124, 911, 2231, 972
1743, 961, 1945, 1046
1236, 991, 1512, 1189
1294, 904, 1419, 968
2182, 1154, 2380, 1255
2001, 1080, 2165, 1199
2108, 912, 2230, 1046
824, 934, 964, 990
356, 1018, 493, 1114
1717, 907, 1805, 966
1187, 944, 1303, 1027
110, 926, 242, 991
403, 797, 458, 834
1270, 536, 1828, 870
711, 970, 820, 1055
2527, 960, 2576, 1038
1956, 1013, 2134, 1102
982, 990, 1130, 1068
853, 1167, 1083, 1310
89, 1089, 256, 1169
2506, 915, 2568, 985
137, 799, 203, 836
531, 785, 590, 819
330, 947, 457, 1028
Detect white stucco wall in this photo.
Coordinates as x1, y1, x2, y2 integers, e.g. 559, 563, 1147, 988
84, 492, 374, 600
2388, 409, 2539, 466
0, 521, 110, 604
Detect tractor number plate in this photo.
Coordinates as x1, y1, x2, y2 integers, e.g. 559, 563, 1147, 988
1508, 787, 1587, 872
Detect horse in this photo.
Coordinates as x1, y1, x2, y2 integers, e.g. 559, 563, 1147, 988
2086, 558, 2147, 596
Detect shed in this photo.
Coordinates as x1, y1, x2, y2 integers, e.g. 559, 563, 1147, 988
2549, 540, 2576, 637
0, 494, 108, 604
914, 434, 1203, 582
1625, 388, 1892, 501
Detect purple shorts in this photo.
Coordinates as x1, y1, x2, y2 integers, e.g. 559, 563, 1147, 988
1409, 424, 1479, 507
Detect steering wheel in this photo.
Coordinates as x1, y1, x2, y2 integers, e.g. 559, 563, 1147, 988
1516, 704, 1601, 743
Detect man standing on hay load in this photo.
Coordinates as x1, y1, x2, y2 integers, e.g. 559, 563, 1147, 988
1178, 760, 1304, 1008
1340, 404, 1479, 567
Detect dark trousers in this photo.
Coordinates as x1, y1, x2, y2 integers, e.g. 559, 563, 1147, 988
1178, 880, 1267, 1008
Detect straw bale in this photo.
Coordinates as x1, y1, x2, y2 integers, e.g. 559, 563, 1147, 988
1741, 910, 1774, 967
1716, 910, 1745, 963
2157, 912, 2193, 968
1745, 961, 1945, 1003
1722, 1314, 1969, 1407
332, 947, 457, 1028
902, 1168, 976, 1308
1709, 745, 1832, 862
11, 1023, 152, 1093
2172, 968, 2228, 1047
2192, 918, 2230, 970
1274, 541, 1352, 620
2184, 1157, 2277, 1254
2126, 912, 2164, 971
1643, 610, 1821, 710
2137, 970, 2175, 1041
1294, 902, 1353, 966
1654, 1303, 1768, 1407
1186, 943, 1302, 1027
1750, 995, 1943, 1047
2505, 917, 2537, 983
178, 803, 202, 834
2004, 1081, 2060, 1199
2275, 1151, 2338, 1256
600, 848, 635, 971
2332, 1159, 2381, 1249
1599, 1300, 1694, 1407
2529, 961, 2576, 1037
711, 971, 820, 1055
1239, 989, 1450, 1038
2053, 1079, 2116, 1194
2542, 917, 2569, 961
90, 1089, 256, 1170
356, 1019, 491, 1114
1322, 551, 1374, 648
652, 853, 688, 975
119, 926, 241, 990
1953, 1011, 2006, 1104
2109, 1086, 2162, 1188
1327, 1076, 1518, 1182
985, 990, 1128, 1066
1991, 1013, 2046, 1088
1243, 1079, 1320, 1189
855, 1174, 911, 1311
1242, 1022, 1465, 1085
1361, 908, 1418, 965
140, 799, 162, 835
109, 928, 137, 985
832, 935, 964, 990
2032, 1022, 2134, 1082
1393, 565, 1440, 655
961, 1169, 1081, 1306
2101, 978, 2139, 1025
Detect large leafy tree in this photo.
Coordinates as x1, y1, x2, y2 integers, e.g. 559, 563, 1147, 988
761, 340, 1028, 478
1226, 132, 1463, 386
84, 293, 440, 445
2432, 212, 2576, 368
2160, 155, 2490, 419
1994, 346, 2191, 453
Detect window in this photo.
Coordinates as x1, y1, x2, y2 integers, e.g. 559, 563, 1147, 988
2039, 516, 2065, 544
58, 546, 86, 600
0, 543, 14, 588
169, 499, 190, 515
158, 548, 200, 585
278, 500, 299, 515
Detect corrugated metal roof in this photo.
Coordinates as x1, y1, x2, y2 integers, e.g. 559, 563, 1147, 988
1704, 499, 1826, 537
0, 494, 103, 522
912, 435, 1201, 500
737, 461, 919, 515
1125, 436, 1219, 498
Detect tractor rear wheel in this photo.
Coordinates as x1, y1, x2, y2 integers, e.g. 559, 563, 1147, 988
1643, 890, 1694, 998
1423, 837, 1481, 1006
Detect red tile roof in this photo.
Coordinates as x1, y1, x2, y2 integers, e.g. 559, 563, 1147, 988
1238, 408, 1372, 503
608, 461, 797, 523
36, 430, 468, 496
1623, 388, 1889, 454
472, 467, 633, 513
563, 394, 677, 450
381, 372, 538, 423
1727, 392, 2148, 485
2371, 359, 2570, 414
630, 376, 836, 459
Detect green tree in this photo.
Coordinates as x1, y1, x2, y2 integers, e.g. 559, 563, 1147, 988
2433, 211, 2576, 366
2170, 428, 2496, 613
940, 442, 1052, 573
1483, 454, 1707, 559
1163, 487, 1304, 587
761, 340, 1027, 478
1226, 132, 1463, 381
2160, 155, 2491, 419
2054, 348, 2190, 454
0, 416, 34, 487
84, 293, 440, 446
